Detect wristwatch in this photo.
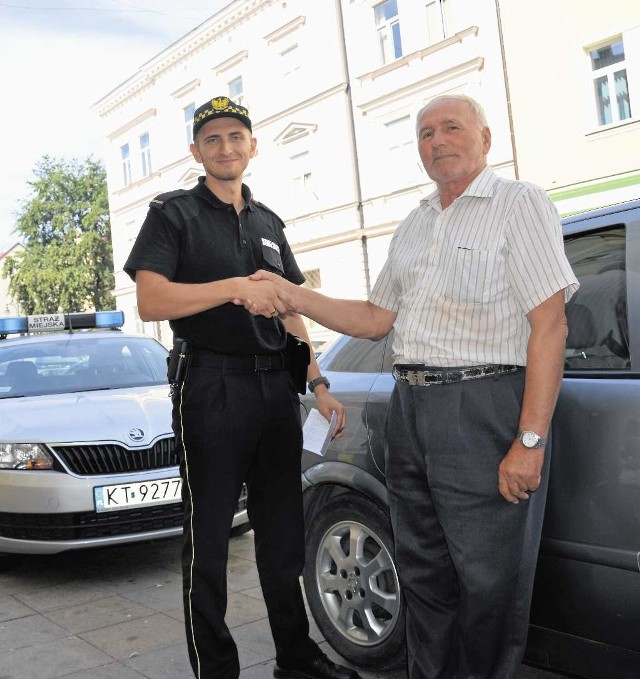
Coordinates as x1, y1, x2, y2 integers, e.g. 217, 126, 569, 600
517, 430, 547, 449
308, 376, 330, 393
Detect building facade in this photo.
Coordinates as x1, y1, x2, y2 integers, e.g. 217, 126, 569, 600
497, 0, 640, 215
96, 0, 637, 346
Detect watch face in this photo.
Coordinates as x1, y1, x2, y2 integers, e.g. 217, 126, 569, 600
521, 431, 540, 448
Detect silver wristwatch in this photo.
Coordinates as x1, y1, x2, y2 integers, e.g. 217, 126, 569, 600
517, 430, 547, 449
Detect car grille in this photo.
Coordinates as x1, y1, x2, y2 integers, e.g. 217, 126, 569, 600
0, 503, 184, 541
51, 437, 178, 475
0, 486, 248, 542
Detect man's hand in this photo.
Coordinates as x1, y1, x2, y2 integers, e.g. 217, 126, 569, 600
234, 270, 297, 316
498, 444, 543, 504
233, 277, 287, 318
314, 388, 347, 440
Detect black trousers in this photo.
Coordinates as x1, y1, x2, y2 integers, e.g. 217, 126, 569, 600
386, 370, 550, 679
172, 357, 321, 679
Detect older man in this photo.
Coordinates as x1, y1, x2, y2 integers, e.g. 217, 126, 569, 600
250, 95, 578, 678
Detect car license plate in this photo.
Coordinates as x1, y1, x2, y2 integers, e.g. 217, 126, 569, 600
94, 477, 182, 513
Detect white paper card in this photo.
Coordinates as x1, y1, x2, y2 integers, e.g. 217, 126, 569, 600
303, 408, 337, 456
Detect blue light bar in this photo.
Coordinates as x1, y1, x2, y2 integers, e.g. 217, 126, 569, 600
0, 317, 28, 334
0, 311, 125, 337
94, 311, 125, 328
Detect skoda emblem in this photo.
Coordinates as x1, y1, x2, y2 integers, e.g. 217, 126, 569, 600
128, 427, 145, 442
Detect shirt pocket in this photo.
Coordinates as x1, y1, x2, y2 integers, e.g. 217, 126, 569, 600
262, 243, 285, 276
444, 247, 496, 304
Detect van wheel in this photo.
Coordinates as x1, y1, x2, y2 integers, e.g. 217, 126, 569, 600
303, 492, 405, 670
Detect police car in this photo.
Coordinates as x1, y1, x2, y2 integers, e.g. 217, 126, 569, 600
0, 311, 248, 559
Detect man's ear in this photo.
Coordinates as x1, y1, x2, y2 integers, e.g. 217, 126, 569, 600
190, 142, 202, 164
250, 137, 258, 158
482, 126, 491, 153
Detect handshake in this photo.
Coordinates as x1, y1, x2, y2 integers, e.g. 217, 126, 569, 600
232, 269, 299, 319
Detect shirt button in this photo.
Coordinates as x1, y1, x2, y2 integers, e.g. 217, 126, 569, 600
242, 239, 247, 245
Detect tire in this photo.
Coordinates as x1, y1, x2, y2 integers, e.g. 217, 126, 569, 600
303, 492, 405, 670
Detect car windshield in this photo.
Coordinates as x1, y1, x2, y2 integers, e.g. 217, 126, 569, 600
0, 334, 168, 399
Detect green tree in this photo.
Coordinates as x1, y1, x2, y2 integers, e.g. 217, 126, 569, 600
2, 156, 114, 314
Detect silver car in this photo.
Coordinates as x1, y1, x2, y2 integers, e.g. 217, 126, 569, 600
0, 311, 248, 559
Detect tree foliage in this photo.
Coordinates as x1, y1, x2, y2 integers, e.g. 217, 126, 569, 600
2, 156, 114, 314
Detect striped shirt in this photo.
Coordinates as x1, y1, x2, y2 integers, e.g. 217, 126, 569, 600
369, 166, 579, 366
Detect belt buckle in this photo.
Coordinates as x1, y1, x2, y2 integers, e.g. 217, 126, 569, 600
254, 355, 271, 371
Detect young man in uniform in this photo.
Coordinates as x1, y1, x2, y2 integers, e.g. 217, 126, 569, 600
250, 95, 579, 678
124, 97, 356, 679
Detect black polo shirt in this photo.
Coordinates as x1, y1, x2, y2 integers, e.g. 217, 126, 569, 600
124, 178, 304, 354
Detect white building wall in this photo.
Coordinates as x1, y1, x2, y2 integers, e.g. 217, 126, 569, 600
94, 0, 510, 345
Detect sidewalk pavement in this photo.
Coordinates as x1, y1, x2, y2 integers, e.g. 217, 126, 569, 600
0, 532, 563, 679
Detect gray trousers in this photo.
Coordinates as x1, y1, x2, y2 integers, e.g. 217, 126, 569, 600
386, 370, 550, 679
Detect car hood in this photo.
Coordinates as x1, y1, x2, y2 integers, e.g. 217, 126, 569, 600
0, 385, 172, 447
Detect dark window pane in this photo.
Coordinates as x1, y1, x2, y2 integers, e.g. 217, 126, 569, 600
590, 40, 625, 70
564, 227, 629, 370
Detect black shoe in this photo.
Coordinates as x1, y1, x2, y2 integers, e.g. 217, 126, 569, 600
274, 652, 361, 679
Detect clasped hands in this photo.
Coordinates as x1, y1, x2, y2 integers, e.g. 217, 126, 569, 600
233, 270, 296, 318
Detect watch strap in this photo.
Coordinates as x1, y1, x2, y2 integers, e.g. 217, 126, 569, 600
517, 429, 547, 449
308, 376, 330, 393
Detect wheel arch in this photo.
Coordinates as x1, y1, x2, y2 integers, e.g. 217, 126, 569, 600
301, 461, 389, 522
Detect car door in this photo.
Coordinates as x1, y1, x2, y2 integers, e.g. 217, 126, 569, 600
528, 203, 640, 676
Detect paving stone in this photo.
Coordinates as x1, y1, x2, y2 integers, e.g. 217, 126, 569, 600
42, 595, 156, 634
226, 591, 269, 629
0, 594, 34, 622
119, 578, 183, 612
0, 613, 68, 652
14, 580, 114, 613
125, 641, 193, 679
1, 636, 114, 679
62, 664, 149, 679
78, 612, 184, 660
231, 618, 276, 659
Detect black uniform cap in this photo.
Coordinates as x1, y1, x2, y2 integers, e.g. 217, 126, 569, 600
192, 96, 252, 139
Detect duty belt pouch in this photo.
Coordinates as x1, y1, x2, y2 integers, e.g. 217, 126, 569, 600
285, 333, 310, 395
167, 338, 192, 385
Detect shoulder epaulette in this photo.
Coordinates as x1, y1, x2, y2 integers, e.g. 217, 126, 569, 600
253, 200, 283, 220
149, 190, 191, 209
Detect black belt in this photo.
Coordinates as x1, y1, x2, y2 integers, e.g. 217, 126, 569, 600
191, 351, 286, 371
393, 364, 522, 386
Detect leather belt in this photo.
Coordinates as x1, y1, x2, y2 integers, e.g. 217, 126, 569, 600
191, 351, 286, 371
393, 364, 522, 386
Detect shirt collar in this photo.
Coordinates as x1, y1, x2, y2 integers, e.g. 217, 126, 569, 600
192, 176, 255, 212
420, 165, 497, 211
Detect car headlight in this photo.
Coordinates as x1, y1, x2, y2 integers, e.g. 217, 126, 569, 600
0, 443, 54, 470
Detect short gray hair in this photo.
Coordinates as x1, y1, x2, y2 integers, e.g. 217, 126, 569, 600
415, 95, 488, 136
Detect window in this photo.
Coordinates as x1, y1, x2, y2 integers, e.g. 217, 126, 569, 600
322, 335, 387, 374
302, 269, 322, 289
563, 227, 629, 370
425, 0, 453, 44
120, 144, 131, 186
385, 115, 423, 183
184, 102, 195, 144
375, 0, 402, 64
291, 151, 315, 207
139, 132, 152, 178
590, 39, 632, 126
281, 43, 301, 77
228, 76, 244, 105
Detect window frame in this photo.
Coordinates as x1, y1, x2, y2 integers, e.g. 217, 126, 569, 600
588, 37, 633, 128
139, 132, 152, 178
375, 0, 402, 64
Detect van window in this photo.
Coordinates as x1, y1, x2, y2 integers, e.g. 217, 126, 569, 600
563, 226, 629, 370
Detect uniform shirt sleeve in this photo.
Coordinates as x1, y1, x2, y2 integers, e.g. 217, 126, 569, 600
279, 233, 305, 286
505, 184, 579, 312
123, 207, 181, 282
